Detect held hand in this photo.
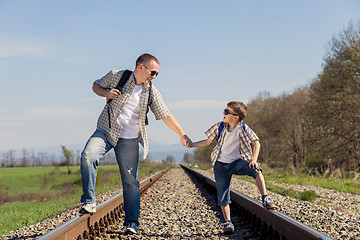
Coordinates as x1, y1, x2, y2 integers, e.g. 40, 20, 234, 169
249, 161, 260, 169
107, 89, 121, 99
180, 135, 192, 148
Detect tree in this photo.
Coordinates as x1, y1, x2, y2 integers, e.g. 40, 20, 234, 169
165, 155, 176, 165
193, 141, 216, 165
61, 145, 73, 174
21, 147, 29, 167
309, 20, 360, 173
3, 150, 16, 167
182, 152, 194, 165
246, 88, 311, 173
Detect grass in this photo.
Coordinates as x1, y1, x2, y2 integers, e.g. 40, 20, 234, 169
0, 161, 171, 236
262, 171, 360, 196
186, 164, 360, 198
264, 183, 318, 201
0, 199, 77, 236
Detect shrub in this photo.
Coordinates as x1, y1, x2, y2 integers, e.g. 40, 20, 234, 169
300, 190, 317, 202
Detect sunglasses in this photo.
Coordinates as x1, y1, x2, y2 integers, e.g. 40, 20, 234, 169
143, 64, 159, 77
224, 108, 237, 116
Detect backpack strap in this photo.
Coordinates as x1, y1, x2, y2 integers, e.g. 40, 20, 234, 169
107, 70, 133, 104
218, 121, 225, 139
145, 81, 152, 125
107, 69, 153, 127
218, 121, 246, 138
107, 70, 132, 128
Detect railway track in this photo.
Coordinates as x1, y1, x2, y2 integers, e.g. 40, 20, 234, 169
38, 166, 332, 240
38, 168, 171, 240
181, 165, 332, 240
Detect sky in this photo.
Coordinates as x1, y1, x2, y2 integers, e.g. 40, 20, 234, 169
0, 0, 359, 158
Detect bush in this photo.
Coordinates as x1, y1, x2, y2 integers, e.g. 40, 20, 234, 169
300, 190, 317, 202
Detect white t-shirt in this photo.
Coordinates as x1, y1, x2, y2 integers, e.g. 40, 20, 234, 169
118, 84, 143, 138
218, 126, 241, 163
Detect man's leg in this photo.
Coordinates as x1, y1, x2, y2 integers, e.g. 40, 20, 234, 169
114, 138, 140, 231
80, 130, 112, 206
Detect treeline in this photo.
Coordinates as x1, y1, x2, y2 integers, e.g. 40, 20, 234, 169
0, 146, 110, 168
190, 20, 360, 176
1, 146, 178, 168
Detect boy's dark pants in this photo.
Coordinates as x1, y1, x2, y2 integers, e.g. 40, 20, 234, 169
213, 159, 262, 206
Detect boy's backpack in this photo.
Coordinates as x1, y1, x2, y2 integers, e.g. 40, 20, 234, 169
218, 121, 246, 139
107, 70, 152, 127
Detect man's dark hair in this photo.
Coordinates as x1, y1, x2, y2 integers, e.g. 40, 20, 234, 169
136, 53, 160, 67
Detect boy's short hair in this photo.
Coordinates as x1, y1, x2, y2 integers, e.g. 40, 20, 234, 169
227, 101, 247, 121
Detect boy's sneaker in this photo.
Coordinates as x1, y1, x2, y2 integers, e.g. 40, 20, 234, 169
79, 202, 96, 214
125, 222, 138, 235
221, 221, 234, 234
125, 226, 137, 235
262, 196, 276, 210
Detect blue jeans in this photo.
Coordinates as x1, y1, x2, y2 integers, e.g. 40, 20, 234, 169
213, 159, 262, 206
80, 130, 140, 227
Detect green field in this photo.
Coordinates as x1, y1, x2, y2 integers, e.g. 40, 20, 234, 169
192, 164, 360, 200
0, 161, 170, 236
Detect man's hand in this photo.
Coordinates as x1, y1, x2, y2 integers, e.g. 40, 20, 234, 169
180, 134, 192, 148
249, 161, 260, 169
106, 89, 121, 99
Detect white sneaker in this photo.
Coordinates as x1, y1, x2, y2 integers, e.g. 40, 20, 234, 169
79, 202, 96, 214
125, 226, 137, 235
221, 221, 234, 234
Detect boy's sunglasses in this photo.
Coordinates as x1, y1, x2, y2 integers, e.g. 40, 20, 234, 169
143, 64, 159, 77
224, 108, 237, 116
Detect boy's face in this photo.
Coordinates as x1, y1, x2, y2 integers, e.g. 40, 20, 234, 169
223, 106, 239, 124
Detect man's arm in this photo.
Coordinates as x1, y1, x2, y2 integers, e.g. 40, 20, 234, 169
249, 140, 261, 169
162, 114, 192, 147
92, 82, 121, 99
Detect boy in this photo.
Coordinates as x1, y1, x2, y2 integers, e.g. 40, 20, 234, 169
190, 101, 276, 234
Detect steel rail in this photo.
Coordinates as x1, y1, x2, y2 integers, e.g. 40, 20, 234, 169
39, 167, 170, 240
181, 165, 333, 240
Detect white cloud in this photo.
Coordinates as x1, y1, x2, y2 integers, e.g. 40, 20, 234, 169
0, 119, 24, 127
167, 99, 228, 109
0, 107, 92, 127
81, 97, 105, 102
25, 107, 91, 119
0, 37, 49, 58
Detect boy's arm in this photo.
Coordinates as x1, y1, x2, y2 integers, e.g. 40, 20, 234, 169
249, 140, 261, 169
191, 138, 212, 148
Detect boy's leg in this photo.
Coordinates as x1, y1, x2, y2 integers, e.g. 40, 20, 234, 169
114, 138, 140, 233
80, 130, 112, 207
220, 204, 235, 234
213, 162, 233, 219
221, 204, 231, 222
255, 171, 276, 209
255, 171, 267, 196
214, 162, 232, 207
232, 159, 276, 209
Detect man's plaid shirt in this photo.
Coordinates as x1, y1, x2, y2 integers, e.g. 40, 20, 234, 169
205, 121, 259, 166
94, 70, 170, 159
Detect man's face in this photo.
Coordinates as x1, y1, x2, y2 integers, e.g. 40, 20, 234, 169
136, 60, 159, 85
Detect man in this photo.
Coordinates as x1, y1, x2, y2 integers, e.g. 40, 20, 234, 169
79, 53, 191, 234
